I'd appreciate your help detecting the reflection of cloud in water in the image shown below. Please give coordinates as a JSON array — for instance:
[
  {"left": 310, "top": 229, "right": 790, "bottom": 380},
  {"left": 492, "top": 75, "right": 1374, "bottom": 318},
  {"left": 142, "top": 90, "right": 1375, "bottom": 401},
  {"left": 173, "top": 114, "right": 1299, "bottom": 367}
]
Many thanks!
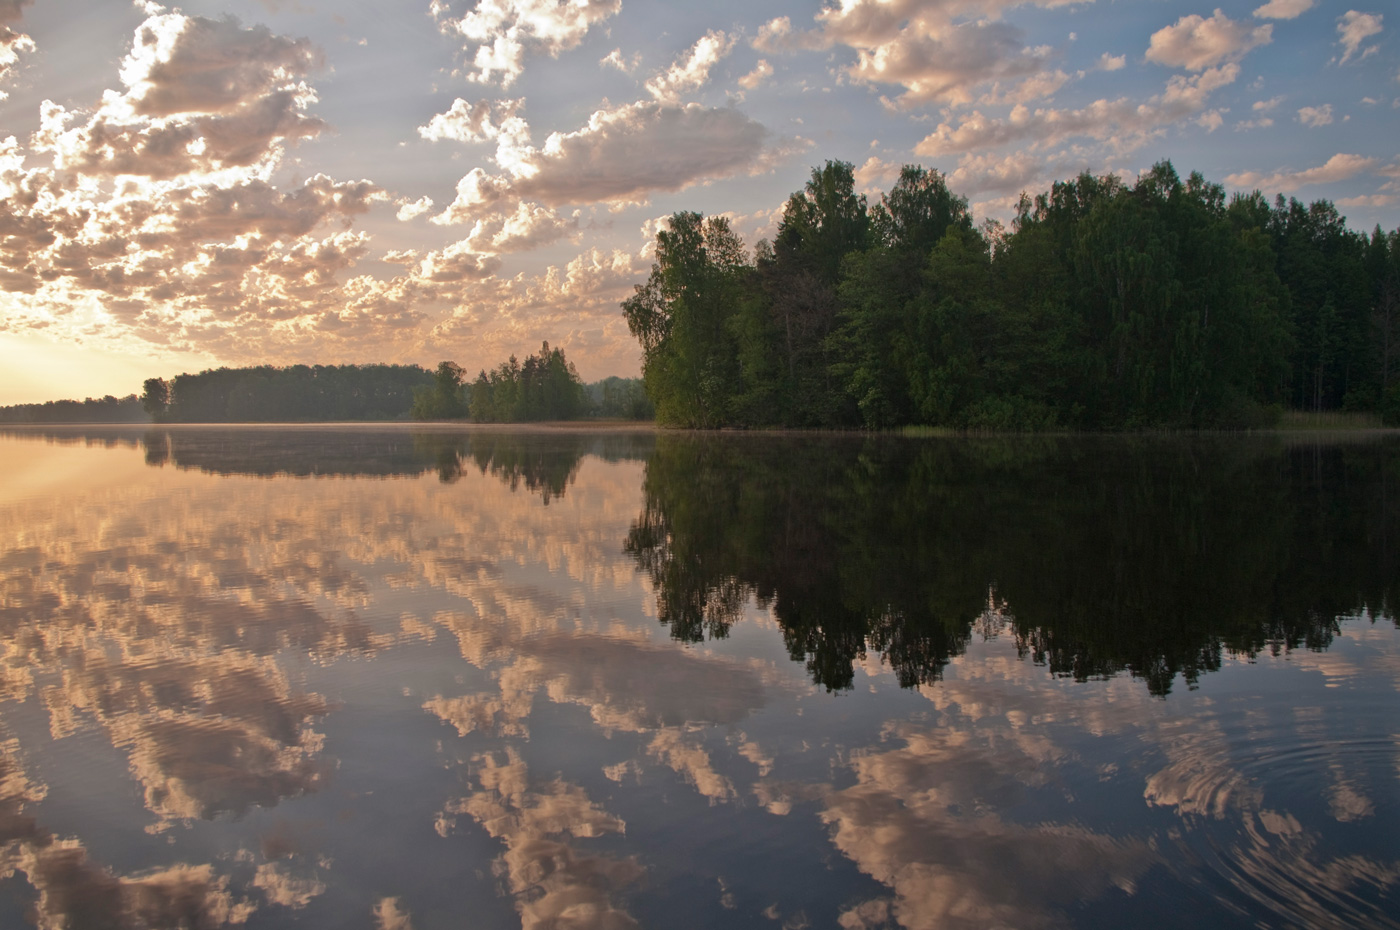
[
  {"left": 431, "top": 610, "right": 768, "bottom": 735},
  {"left": 251, "top": 861, "right": 326, "bottom": 909},
  {"left": 0, "top": 741, "right": 258, "bottom": 929},
  {"left": 437, "top": 749, "right": 642, "bottom": 930},
  {"left": 648, "top": 730, "right": 734, "bottom": 802},
  {"left": 815, "top": 720, "right": 1154, "bottom": 930}
]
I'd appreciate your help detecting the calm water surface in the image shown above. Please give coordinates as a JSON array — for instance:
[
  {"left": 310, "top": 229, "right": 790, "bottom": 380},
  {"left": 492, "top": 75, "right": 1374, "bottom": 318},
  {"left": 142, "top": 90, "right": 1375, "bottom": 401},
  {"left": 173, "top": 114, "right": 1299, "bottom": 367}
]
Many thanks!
[{"left": 0, "top": 426, "right": 1396, "bottom": 930}]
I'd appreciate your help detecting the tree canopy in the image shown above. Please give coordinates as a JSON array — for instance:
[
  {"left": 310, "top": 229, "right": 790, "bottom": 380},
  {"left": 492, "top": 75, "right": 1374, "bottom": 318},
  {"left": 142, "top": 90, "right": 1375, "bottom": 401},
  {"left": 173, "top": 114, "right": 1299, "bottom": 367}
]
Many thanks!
[{"left": 625, "top": 159, "right": 1400, "bottom": 430}]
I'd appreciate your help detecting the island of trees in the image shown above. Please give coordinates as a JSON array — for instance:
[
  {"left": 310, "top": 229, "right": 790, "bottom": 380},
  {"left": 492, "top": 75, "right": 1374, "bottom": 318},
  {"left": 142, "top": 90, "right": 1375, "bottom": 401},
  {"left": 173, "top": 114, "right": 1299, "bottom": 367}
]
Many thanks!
[{"left": 624, "top": 159, "right": 1400, "bottom": 430}]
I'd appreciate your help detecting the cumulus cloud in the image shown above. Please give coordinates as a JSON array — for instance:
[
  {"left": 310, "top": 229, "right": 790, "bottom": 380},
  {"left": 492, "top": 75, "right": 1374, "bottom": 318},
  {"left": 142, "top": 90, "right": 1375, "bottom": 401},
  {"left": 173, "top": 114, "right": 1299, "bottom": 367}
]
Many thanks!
[
  {"left": 0, "top": 0, "right": 34, "bottom": 99},
  {"left": 1297, "top": 104, "right": 1333, "bottom": 126},
  {"left": 32, "top": 11, "right": 325, "bottom": 179},
  {"left": 1337, "top": 10, "right": 1383, "bottom": 64},
  {"left": 645, "top": 30, "right": 736, "bottom": 103},
  {"left": 754, "top": 0, "right": 1078, "bottom": 108},
  {"left": 738, "top": 59, "right": 773, "bottom": 90},
  {"left": 1098, "top": 52, "right": 1126, "bottom": 71},
  {"left": 1225, "top": 153, "right": 1378, "bottom": 191},
  {"left": 418, "top": 97, "right": 524, "bottom": 144},
  {"left": 431, "top": 0, "right": 622, "bottom": 87},
  {"left": 915, "top": 64, "right": 1239, "bottom": 157},
  {"left": 599, "top": 47, "right": 640, "bottom": 73},
  {"left": 432, "top": 100, "right": 771, "bottom": 222},
  {"left": 1253, "top": 0, "right": 1314, "bottom": 19},
  {"left": 1146, "top": 10, "right": 1272, "bottom": 71},
  {"left": 947, "top": 151, "right": 1051, "bottom": 196}
]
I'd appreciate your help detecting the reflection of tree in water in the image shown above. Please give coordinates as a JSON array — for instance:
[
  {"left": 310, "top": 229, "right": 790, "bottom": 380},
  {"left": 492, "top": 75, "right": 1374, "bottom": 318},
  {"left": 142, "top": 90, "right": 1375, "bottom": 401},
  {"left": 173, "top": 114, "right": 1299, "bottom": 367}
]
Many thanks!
[
  {"left": 3, "top": 426, "right": 655, "bottom": 502},
  {"left": 628, "top": 433, "right": 1400, "bottom": 694}
]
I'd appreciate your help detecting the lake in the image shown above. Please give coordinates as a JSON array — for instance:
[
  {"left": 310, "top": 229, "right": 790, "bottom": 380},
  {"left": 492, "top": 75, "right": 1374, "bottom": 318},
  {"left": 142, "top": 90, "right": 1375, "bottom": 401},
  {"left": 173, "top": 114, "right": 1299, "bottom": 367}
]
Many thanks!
[{"left": 0, "top": 425, "right": 1396, "bottom": 930}]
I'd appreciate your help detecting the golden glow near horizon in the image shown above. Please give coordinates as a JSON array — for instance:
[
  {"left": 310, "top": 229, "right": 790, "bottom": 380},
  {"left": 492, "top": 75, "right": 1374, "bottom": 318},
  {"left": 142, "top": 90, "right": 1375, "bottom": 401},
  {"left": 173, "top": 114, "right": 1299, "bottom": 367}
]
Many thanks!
[{"left": 1, "top": 0, "right": 1398, "bottom": 404}]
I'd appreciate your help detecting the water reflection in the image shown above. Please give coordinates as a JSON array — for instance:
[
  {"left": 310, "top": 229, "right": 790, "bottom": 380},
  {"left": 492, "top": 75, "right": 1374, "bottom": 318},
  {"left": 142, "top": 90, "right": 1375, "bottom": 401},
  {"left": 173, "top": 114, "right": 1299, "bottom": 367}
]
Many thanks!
[
  {"left": 627, "top": 433, "right": 1399, "bottom": 693},
  {"left": 0, "top": 428, "right": 1394, "bottom": 929}
]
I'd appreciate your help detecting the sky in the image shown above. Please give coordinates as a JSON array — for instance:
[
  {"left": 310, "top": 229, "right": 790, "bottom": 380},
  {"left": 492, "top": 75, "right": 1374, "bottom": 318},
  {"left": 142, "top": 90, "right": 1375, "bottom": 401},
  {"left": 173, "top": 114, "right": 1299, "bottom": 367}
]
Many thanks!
[{"left": 0, "top": 0, "right": 1396, "bottom": 405}]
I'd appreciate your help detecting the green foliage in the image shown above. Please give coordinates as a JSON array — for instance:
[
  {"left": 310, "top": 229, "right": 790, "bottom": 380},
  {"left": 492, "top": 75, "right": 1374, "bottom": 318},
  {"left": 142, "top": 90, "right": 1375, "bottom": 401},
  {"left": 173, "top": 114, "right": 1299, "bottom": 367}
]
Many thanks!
[
  {"left": 411, "top": 361, "right": 469, "bottom": 420},
  {"left": 623, "top": 158, "right": 1394, "bottom": 430},
  {"left": 465, "top": 342, "right": 589, "bottom": 422},
  {"left": 160, "top": 364, "right": 433, "bottom": 422}
]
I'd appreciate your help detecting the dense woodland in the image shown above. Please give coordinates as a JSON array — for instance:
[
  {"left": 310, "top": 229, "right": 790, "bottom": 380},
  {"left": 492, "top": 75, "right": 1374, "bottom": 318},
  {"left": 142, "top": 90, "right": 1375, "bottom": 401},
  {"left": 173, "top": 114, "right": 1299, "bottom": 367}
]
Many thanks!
[
  {"left": 624, "top": 160, "right": 1400, "bottom": 429},
  {"left": 410, "top": 342, "right": 652, "bottom": 422},
  {"left": 0, "top": 394, "right": 146, "bottom": 423},
  {"left": 140, "top": 364, "right": 434, "bottom": 422}
]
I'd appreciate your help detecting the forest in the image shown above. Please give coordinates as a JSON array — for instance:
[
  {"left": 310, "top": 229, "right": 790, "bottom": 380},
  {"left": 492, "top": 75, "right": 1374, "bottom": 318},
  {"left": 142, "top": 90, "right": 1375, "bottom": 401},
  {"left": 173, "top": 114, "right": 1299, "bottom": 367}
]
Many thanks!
[
  {"left": 140, "top": 364, "right": 434, "bottom": 422},
  {"left": 0, "top": 394, "right": 146, "bottom": 423},
  {"left": 624, "top": 160, "right": 1400, "bottom": 430},
  {"left": 410, "top": 342, "right": 652, "bottom": 422}
]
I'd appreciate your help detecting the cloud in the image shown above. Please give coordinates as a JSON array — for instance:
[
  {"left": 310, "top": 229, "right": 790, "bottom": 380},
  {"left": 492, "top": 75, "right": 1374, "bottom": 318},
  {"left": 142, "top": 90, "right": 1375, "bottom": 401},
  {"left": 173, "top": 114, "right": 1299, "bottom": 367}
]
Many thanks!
[
  {"left": 1146, "top": 10, "right": 1272, "bottom": 71},
  {"left": 1225, "top": 152, "right": 1378, "bottom": 191},
  {"left": 644, "top": 30, "right": 736, "bottom": 103},
  {"left": 432, "top": 0, "right": 622, "bottom": 87},
  {"left": 915, "top": 64, "right": 1239, "bottom": 157},
  {"left": 1336, "top": 193, "right": 1397, "bottom": 207},
  {"left": 1253, "top": 95, "right": 1283, "bottom": 111},
  {"left": 1337, "top": 11, "right": 1383, "bottom": 64},
  {"left": 947, "top": 151, "right": 1051, "bottom": 196},
  {"left": 31, "top": 10, "right": 325, "bottom": 180},
  {"left": 418, "top": 97, "right": 523, "bottom": 144},
  {"left": 1097, "top": 53, "right": 1125, "bottom": 71},
  {"left": 433, "top": 101, "right": 771, "bottom": 222},
  {"left": 1297, "top": 104, "right": 1333, "bottom": 126},
  {"left": 754, "top": 0, "right": 1081, "bottom": 108},
  {"left": 0, "top": 0, "right": 33, "bottom": 99},
  {"left": 738, "top": 59, "right": 773, "bottom": 90},
  {"left": 1253, "top": 0, "right": 1314, "bottom": 19},
  {"left": 599, "top": 47, "right": 640, "bottom": 74}
]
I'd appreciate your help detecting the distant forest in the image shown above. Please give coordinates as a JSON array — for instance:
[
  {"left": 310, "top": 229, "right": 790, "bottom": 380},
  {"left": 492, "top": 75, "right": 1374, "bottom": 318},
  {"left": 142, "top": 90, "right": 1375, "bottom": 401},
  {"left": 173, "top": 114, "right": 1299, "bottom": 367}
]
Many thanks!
[
  {"left": 0, "top": 357, "right": 649, "bottom": 424},
  {"left": 624, "top": 159, "right": 1400, "bottom": 429},
  {"left": 0, "top": 394, "right": 147, "bottom": 424}
]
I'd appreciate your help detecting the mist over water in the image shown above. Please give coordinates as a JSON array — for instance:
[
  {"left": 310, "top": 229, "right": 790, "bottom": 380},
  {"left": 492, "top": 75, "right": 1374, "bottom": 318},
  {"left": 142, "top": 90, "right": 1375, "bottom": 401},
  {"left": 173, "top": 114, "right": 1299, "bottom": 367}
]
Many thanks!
[{"left": 0, "top": 426, "right": 1395, "bottom": 929}]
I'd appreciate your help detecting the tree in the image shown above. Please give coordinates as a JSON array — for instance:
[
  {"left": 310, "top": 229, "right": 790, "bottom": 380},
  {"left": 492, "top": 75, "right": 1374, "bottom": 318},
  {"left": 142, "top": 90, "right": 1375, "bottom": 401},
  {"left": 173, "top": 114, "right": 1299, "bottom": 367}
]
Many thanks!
[{"left": 141, "top": 378, "right": 169, "bottom": 420}]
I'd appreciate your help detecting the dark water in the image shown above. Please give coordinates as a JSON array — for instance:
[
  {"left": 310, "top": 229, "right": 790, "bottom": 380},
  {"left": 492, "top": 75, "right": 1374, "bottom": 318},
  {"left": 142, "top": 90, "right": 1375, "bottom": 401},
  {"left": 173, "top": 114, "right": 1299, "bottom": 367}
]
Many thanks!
[{"left": 0, "top": 425, "right": 1396, "bottom": 930}]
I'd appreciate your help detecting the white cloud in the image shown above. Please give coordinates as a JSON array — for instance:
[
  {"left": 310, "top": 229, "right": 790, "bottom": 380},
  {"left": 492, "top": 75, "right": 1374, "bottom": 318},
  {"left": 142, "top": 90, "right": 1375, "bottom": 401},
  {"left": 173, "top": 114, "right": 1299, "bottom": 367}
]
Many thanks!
[
  {"left": 599, "top": 47, "right": 640, "bottom": 74},
  {"left": 1146, "top": 10, "right": 1272, "bottom": 71},
  {"left": 1098, "top": 53, "right": 1126, "bottom": 72},
  {"left": 1197, "top": 109, "right": 1225, "bottom": 131},
  {"left": 1336, "top": 193, "right": 1396, "bottom": 207},
  {"left": 1225, "top": 152, "right": 1378, "bottom": 191},
  {"left": 1297, "top": 104, "right": 1333, "bottom": 126},
  {"left": 915, "top": 64, "right": 1239, "bottom": 157},
  {"left": 760, "top": 0, "right": 1084, "bottom": 108},
  {"left": 418, "top": 97, "right": 524, "bottom": 144},
  {"left": 948, "top": 151, "right": 1051, "bottom": 196},
  {"left": 395, "top": 196, "right": 434, "bottom": 221},
  {"left": 433, "top": 101, "right": 772, "bottom": 222},
  {"left": 432, "top": 0, "right": 622, "bottom": 87},
  {"left": 739, "top": 59, "right": 773, "bottom": 91},
  {"left": 1235, "top": 117, "right": 1274, "bottom": 130},
  {"left": 31, "top": 10, "right": 326, "bottom": 180},
  {"left": 1253, "top": 0, "right": 1314, "bottom": 20},
  {"left": 644, "top": 30, "right": 736, "bottom": 103},
  {"left": 1253, "top": 95, "right": 1283, "bottom": 111},
  {"left": 1337, "top": 11, "right": 1383, "bottom": 64},
  {"left": 0, "top": 0, "right": 34, "bottom": 99}
]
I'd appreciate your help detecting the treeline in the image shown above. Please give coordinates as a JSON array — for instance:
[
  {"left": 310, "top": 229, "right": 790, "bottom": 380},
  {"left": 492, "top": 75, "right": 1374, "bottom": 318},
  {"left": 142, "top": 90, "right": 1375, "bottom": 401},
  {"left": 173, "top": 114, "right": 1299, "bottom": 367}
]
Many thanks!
[
  {"left": 142, "top": 364, "right": 433, "bottom": 422},
  {"left": 0, "top": 394, "right": 146, "bottom": 423},
  {"left": 625, "top": 159, "right": 1400, "bottom": 429},
  {"left": 410, "top": 342, "right": 653, "bottom": 421}
]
